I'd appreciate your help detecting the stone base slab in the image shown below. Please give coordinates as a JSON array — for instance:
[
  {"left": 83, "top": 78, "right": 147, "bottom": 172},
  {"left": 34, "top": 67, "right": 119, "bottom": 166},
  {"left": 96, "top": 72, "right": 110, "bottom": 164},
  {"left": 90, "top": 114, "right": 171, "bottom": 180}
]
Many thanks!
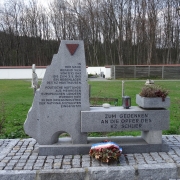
[{"left": 38, "top": 136, "right": 169, "bottom": 156}]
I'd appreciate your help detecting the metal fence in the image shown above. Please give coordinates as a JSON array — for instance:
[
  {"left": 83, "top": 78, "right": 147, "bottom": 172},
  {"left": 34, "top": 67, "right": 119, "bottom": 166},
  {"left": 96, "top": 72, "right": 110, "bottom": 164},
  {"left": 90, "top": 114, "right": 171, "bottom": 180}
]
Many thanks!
[{"left": 111, "top": 65, "right": 180, "bottom": 79}]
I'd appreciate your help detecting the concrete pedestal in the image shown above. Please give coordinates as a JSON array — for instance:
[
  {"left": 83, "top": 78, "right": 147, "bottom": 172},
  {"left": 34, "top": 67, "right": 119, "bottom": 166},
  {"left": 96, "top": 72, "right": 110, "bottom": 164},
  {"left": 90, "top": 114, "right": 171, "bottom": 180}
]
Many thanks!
[
  {"left": 39, "top": 106, "right": 170, "bottom": 156},
  {"left": 39, "top": 136, "right": 169, "bottom": 156}
]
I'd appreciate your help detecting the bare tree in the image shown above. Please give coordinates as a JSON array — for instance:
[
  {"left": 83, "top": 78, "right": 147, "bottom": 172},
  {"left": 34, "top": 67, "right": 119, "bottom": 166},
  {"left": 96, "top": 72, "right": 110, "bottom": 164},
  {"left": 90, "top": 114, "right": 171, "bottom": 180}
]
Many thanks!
[{"left": 0, "top": 0, "right": 180, "bottom": 66}]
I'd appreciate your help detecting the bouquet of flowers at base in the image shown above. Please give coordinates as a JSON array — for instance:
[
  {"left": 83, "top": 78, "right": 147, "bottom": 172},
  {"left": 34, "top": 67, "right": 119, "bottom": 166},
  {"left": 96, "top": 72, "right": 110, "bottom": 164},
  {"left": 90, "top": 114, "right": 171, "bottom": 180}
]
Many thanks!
[{"left": 89, "top": 141, "right": 122, "bottom": 163}]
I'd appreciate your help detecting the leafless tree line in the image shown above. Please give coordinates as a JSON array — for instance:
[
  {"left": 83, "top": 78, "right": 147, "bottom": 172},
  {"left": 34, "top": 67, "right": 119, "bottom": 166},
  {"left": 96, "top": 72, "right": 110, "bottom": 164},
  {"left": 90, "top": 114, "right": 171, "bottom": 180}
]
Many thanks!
[{"left": 0, "top": 0, "right": 179, "bottom": 66}]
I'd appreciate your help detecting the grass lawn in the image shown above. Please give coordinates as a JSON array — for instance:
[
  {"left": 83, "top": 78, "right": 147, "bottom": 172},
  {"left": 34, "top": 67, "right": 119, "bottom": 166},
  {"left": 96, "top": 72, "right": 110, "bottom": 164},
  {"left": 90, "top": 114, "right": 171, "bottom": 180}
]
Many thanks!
[
  {"left": 0, "top": 80, "right": 33, "bottom": 138},
  {"left": 0, "top": 79, "right": 180, "bottom": 138}
]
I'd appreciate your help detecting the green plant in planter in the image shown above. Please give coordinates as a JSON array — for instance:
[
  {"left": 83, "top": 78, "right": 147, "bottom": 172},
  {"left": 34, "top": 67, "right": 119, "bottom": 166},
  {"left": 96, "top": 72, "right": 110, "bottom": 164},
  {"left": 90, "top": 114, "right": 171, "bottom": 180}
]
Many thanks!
[{"left": 139, "top": 85, "right": 169, "bottom": 101}]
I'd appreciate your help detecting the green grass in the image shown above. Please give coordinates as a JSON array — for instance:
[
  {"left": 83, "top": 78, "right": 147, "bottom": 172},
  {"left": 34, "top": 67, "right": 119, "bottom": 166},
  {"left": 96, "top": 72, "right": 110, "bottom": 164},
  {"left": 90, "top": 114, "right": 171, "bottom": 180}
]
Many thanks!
[
  {"left": 0, "top": 80, "right": 33, "bottom": 138},
  {"left": 0, "top": 79, "right": 180, "bottom": 138}
]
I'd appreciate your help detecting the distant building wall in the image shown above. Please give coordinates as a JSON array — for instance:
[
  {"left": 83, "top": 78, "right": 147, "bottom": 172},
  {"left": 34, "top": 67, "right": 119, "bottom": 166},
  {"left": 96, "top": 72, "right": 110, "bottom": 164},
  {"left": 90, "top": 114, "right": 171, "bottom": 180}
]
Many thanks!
[
  {"left": 0, "top": 66, "right": 112, "bottom": 79},
  {"left": 1, "top": 65, "right": 179, "bottom": 79},
  {"left": 0, "top": 66, "right": 46, "bottom": 79},
  {"left": 86, "top": 66, "right": 111, "bottom": 78},
  {"left": 105, "top": 66, "right": 111, "bottom": 78},
  {"left": 86, "top": 66, "right": 105, "bottom": 75}
]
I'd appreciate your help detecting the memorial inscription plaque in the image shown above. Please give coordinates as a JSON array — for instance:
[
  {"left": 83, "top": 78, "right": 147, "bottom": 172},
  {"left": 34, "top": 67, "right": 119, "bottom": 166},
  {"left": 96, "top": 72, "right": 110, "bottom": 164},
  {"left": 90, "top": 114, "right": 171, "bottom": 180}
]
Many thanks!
[
  {"left": 81, "top": 107, "right": 169, "bottom": 132},
  {"left": 24, "top": 40, "right": 89, "bottom": 145}
]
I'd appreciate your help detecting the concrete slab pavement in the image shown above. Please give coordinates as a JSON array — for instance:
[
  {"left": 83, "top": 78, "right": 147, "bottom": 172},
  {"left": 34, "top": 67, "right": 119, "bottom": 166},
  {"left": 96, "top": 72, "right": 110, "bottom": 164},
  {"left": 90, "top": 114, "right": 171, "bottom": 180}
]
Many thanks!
[{"left": 0, "top": 135, "right": 180, "bottom": 179}]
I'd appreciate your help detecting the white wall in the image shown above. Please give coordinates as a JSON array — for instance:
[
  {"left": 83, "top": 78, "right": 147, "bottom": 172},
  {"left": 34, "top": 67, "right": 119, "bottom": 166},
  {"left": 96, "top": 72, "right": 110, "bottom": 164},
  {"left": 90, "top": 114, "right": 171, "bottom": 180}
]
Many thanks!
[
  {"left": 0, "top": 66, "right": 112, "bottom": 79},
  {"left": 105, "top": 67, "right": 111, "bottom": 78},
  {"left": 86, "top": 66, "right": 111, "bottom": 78},
  {"left": 86, "top": 66, "right": 105, "bottom": 75},
  {"left": 0, "top": 67, "right": 46, "bottom": 79}
]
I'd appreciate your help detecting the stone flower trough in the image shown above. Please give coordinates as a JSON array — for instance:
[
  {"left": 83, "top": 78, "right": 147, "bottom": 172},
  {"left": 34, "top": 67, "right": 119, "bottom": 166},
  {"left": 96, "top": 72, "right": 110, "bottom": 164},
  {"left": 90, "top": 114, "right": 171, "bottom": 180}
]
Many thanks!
[{"left": 136, "top": 94, "right": 170, "bottom": 109}]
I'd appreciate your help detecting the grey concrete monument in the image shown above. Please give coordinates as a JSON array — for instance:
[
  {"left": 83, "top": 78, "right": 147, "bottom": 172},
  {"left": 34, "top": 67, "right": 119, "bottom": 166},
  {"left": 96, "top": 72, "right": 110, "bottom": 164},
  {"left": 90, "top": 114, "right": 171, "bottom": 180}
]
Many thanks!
[
  {"left": 24, "top": 40, "right": 89, "bottom": 145},
  {"left": 24, "top": 40, "right": 170, "bottom": 156}
]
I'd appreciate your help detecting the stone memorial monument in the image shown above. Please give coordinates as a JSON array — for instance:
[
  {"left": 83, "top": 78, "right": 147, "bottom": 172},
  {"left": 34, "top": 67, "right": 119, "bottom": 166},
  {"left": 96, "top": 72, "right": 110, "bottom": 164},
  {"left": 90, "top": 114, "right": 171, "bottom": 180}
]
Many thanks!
[
  {"left": 24, "top": 40, "right": 89, "bottom": 145},
  {"left": 24, "top": 40, "right": 170, "bottom": 156}
]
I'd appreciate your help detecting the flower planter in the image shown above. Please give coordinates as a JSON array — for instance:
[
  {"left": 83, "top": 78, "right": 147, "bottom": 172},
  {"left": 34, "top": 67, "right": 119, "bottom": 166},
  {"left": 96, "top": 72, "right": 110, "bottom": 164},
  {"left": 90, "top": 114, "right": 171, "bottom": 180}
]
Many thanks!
[{"left": 136, "top": 94, "right": 170, "bottom": 109}]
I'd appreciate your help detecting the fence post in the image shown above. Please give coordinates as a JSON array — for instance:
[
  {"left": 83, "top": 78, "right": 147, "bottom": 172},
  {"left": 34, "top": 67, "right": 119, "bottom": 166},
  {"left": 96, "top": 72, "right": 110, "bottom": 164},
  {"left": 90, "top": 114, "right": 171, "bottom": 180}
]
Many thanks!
[
  {"left": 114, "top": 65, "right": 116, "bottom": 79},
  {"left": 134, "top": 66, "right": 136, "bottom": 78},
  {"left": 162, "top": 66, "right": 164, "bottom": 79},
  {"left": 148, "top": 66, "right": 150, "bottom": 77}
]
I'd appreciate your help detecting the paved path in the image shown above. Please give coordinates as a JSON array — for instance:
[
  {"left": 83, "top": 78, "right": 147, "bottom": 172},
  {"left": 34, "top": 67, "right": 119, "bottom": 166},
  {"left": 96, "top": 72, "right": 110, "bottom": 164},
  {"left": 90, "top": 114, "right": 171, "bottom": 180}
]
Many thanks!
[{"left": 0, "top": 136, "right": 180, "bottom": 179}]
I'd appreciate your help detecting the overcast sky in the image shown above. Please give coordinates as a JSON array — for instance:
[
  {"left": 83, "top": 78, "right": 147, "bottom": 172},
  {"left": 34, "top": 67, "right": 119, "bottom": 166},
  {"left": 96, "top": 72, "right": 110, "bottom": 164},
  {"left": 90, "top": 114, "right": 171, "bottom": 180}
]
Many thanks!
[
  {"left": 37, "top": 0, "right": 54, "bottom": 7},
  {"left": 0, "top": 0, "right": 53, "bottom": 8}
]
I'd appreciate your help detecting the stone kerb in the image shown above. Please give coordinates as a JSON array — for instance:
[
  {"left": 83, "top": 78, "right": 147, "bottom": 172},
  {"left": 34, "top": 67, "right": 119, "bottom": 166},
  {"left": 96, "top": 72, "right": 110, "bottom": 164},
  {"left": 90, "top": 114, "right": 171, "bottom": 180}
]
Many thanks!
[{"left": 24, "top": 40, "right": 89, "bottom": 145}]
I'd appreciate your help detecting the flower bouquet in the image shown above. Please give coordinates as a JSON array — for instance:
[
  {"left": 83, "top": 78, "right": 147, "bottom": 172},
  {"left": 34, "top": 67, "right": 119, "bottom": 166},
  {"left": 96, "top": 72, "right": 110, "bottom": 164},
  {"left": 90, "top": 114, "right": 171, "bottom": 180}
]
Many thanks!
[
  {"left": 89, "top": 141, "right": 122, "bottom": 163},
  {"left": 139, "top": 85, "right": 169, "bottom": 101},
  {"left": 136, "top": 85, "right": 170, "bottom": 108}
]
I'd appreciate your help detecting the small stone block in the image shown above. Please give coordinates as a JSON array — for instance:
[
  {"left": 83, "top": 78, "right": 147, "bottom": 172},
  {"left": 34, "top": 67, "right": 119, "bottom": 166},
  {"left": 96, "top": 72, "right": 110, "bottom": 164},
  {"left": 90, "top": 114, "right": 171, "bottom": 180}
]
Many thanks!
[
  {"left": 39, "top": 137, "right": 169, "bottom": 156},
  {"left": 142, "top": 130, "right": 162, "bottom": 144}
]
